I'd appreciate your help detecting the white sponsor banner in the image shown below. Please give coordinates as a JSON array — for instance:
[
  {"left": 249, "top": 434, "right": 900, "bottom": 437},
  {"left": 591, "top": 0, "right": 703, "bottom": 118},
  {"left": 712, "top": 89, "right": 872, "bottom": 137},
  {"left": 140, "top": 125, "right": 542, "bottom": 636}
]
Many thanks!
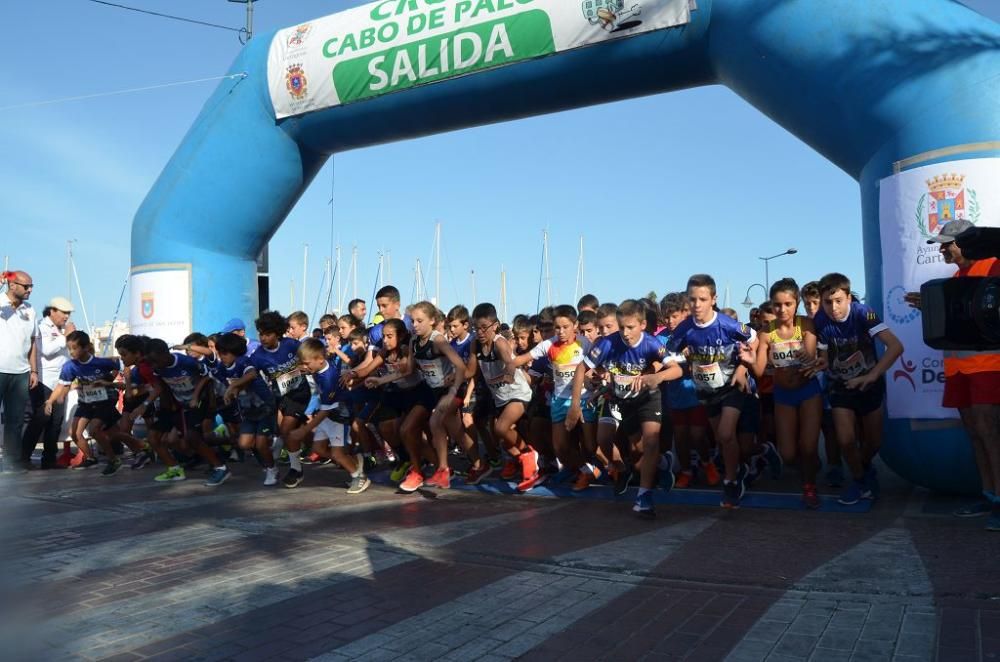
[
  {"left": 878, "top": 157, "right": 1000, "bottom": 419},
  {"left": 268, "top": 0, "right": 692, "bottom": 119},
  {"left": 129, "top": 266, "right": 192, "bottom": 346}
]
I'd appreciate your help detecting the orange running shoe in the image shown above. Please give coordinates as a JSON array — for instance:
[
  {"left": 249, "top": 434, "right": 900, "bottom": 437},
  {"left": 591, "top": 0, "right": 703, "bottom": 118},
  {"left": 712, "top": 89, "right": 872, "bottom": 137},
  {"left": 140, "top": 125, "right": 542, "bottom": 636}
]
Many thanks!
[
  {"left": 426, "top": 468, "right": 451, "bottom": 489},
  {"left": 519, "top": 449, "right": 539, "bottom": 479},
  {"left": 399, "top": 467, "right": 425, "bottom": 492},
  {"left": 68, "top": 451, "right": 86, "bottom": 469},
  {"left": 702, "top": 461, "right": 721, "bottom": 487},
  {"left": 572, "top": 467, "right": 600, "bottom": 492},
  {"left": 500, "top": 458, "right": 519, "bottom": 480},
  {"left": 517, "top": 471, "right": 547, "bottom": 493},
  {"left": 675, "top": 470, "right": 693, "bottom": 489}
]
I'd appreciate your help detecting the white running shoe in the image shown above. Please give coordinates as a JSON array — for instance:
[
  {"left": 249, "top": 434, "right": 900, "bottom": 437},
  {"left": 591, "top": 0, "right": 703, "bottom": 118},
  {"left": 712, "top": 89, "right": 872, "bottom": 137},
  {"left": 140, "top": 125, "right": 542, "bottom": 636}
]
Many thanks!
[{"left": 264, "top": 466, "right": 279, "bottom": 486}]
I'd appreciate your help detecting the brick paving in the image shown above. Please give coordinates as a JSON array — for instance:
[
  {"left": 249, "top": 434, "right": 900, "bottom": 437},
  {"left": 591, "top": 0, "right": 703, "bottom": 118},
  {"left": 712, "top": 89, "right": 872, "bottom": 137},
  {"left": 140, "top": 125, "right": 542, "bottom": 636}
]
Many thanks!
[{"left": 0, "top": 461, "right": 998, "bottom": 661}]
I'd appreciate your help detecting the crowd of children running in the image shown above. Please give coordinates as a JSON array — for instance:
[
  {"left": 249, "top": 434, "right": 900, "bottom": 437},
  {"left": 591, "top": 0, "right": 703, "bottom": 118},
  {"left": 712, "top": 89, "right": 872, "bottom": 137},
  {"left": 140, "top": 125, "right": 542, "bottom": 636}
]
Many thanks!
[{"left": 41, "top": 271, "right": 903, "bottom": 519}]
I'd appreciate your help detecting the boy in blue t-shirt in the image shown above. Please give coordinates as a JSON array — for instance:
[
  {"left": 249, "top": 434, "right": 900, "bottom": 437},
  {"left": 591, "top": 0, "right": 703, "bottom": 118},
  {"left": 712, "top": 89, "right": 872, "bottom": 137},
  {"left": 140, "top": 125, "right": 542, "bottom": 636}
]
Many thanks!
[
  {"left": 569, "top": 300, "right": 683, "bottom": 519},
  {"left": 147, "top": 339, "right": 231, "bottom": 486},
  {"left": 657, "top": 293, "right": 715, "bottom": 489},
  {"left": 666, "top": 275, "right": 756, "bottom": 509},
  {"left": 44, "top": 330, "right": 122, "bottom": 472},
  {"left": 291, "top": 339, "right": 370, "bottom": 494},
  {"left": 215, "top": 332, "right": 280, "bottom": 486},
  {"left": 250, "top": 311, "right": 311, "bottom": 488},
  {"left": 810, "top": 273, "right": 903, "bottom": 505}
]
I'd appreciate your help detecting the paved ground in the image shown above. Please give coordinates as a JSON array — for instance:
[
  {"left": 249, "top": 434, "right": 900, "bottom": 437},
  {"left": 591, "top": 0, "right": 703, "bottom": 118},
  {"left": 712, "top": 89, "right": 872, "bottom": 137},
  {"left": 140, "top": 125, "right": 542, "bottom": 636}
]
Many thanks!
[{"left": 0, "top": 459, "right": 997, "bottom": 662}]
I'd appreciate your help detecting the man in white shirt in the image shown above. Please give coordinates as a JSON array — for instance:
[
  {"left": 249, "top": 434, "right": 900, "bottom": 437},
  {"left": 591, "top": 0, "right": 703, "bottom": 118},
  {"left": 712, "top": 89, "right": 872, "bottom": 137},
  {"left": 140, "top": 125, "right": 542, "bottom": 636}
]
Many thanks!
[
  {"left": 22, "top": 297, "right": 75, "bottom": 469},
  {"left": 1, "top": 271, "right": 39, "bottom": 471}
]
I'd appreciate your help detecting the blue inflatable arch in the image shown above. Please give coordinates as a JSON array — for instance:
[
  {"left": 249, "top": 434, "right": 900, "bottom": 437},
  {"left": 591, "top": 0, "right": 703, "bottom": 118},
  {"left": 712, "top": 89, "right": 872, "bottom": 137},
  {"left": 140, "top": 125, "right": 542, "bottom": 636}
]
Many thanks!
[{"left": 131, "top": 0, "right": 1000, "bottom": 493}]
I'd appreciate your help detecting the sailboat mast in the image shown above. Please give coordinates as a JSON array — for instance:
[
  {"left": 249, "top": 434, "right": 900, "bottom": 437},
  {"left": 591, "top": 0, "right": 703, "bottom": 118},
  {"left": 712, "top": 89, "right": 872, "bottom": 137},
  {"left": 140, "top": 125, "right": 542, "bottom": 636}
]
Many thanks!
[
  {"left": 301, "top": 243, "right": 309, "bottom": 311},
  {"left": 500, "top": 264, "right": 508, "bottom": 324},
  {"left": 352, "top": 245, "right": 358, "bottom": 300},
  {"left": 543, "top": 230, "right": 552, "bottom": 307},
  {"left": 435, "top": 221, "right": 441, "bottom": 306},
  {"left": 335, "top": 245, "right": 342, "bottom": 313}
]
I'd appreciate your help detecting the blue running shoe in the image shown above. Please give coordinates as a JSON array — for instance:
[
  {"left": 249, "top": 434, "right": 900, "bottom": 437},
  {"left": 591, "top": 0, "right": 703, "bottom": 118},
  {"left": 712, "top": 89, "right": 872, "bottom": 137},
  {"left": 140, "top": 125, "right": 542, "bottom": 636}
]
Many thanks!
[
  {"left": 632, "top": 491, "right": 655, "bottom": 519},
  {"left": 762, "top": 442, "right": 783, "bottom": 480},
  {"left": 204, "top": 466, "right": 231, "bottom": 487},
  {"left": 838, "top": 480, "right": 865, "bottom": 505},
  {"left": 863, "top": 465, "right": 879, "bottom": 500},
  {"left": 721, "top": 480, "right": 743, "bottom": 509},
  {"left": 988, "top": 504, "right": 1000, "bottom": 532}
]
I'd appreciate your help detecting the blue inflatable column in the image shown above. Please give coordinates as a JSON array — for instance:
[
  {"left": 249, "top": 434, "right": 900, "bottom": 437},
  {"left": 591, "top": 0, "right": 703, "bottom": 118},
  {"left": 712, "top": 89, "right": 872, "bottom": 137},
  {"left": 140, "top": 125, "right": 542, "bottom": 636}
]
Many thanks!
[
  {"left": 707, "top": 0, "right": 1000, "bottom": 493},
  {"left": 131, "top": 37, "right": 327, "bottom": 336}
]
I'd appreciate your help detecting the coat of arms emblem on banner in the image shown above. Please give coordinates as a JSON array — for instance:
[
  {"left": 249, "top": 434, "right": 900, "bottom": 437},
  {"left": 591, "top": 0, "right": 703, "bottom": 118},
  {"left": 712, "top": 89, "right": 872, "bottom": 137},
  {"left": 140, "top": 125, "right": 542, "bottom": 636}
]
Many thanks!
[
  {"left": 916, "top": 172, "right": 981, "bottom": 239},
  {"left": 141, "top": 292, "right": 155, "bottom": 319}
]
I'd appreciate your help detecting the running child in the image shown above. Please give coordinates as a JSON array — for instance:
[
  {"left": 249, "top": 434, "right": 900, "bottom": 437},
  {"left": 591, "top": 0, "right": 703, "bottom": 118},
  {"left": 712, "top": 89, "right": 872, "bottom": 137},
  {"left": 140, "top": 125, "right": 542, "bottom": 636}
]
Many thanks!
[
  {"left": 592, "top": 302, "right": 625, "bottom": 489},
  {"left": 568, "top": 300, "right": 683, "bottom": 519},
  {"left": 741, "top": 278, "right": 823, "bottom": 508},
  {"left": 658, "top": 294, "right": 715, "bottom": 489},
  {"left": 114, "top": 334, "right": 159, "bottom": 470},
  {"left": 466, "top": 303, "right": 541, "bottom": 492},
  {"left": 446, "top": 304, "right": 494, "bottom": 484},
  {"left": 514, "top": 316, "right": 555, "bottom": 484},
  {"left": 250, "top": 311, "right": 312, "bottom": 488},
  {"left": 146, "top": 338, "right": 230, "bottom": 486},
  {"left": 43, "top": 330, "right": 122, "bottom": 472},
  {"left": 402, "top": 301, "right": 467, "bottom": 489},
  {"left": 510, "top": 305, "right": 598, "bottom": 490},
  {"left": 666, "top": 274, "right": 756, "bottom": 509},
  {"left": 293, "top": 338, "right": 370, "bottom": 494},
  {"left": 809, "top": 273, "right": 903, "bottom": 505},
  {"left": 357, "top": 319, "right": 426, "bottom": 487},
  {"left": 215, "top": 332, "right": 280, "bottom": 486}
]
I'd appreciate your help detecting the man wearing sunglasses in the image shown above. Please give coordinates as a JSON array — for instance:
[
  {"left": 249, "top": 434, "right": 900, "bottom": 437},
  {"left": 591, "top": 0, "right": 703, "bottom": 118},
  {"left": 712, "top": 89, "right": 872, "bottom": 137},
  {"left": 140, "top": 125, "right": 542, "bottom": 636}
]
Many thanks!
[{"left": 1, "top": 270, "right": 40, "bottom": 472}]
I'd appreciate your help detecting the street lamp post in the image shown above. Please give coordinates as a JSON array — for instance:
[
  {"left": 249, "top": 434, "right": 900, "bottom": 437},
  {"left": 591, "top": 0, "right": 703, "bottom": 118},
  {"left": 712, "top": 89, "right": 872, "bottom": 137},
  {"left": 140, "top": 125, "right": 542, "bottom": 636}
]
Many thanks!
[
  {"left": 229, "top": 0, "right": 263, "bottom": 306},
  {"left": 742, "top": 283, "right": 768, "bottom": 308},
  {"left": 759, "top": 248, "right": 798, "bottom": 289},
  {"left": 228, "top": 0, "right": 256, "bottom": 41}
]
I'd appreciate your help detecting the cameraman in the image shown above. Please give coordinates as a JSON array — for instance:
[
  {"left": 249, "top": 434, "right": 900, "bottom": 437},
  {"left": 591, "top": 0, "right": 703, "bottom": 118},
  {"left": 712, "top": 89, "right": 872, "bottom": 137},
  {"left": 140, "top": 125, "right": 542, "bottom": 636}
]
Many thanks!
[{"left": 906, "top": 218, "right": 1000, "bottom": 529}]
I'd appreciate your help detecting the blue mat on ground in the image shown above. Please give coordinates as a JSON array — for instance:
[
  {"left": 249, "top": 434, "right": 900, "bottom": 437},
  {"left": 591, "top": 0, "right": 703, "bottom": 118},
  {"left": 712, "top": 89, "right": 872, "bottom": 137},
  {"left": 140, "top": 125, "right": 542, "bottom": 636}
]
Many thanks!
[{"left": 368, "top": 471, "right": 873, "bottom": 514}]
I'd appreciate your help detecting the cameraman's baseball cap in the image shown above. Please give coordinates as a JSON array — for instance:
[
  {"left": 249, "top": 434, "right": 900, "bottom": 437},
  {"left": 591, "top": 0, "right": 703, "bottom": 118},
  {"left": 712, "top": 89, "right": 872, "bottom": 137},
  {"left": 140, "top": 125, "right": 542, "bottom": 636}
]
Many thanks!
[
  {"left": 220, "top": 318, "right": 246, "bottom": 333},
  {"left": 48, "top": 296, "right": 75, "bottom": 313},
  {"left": 927, "top": 218, "right": 974, "bottom": 244}
]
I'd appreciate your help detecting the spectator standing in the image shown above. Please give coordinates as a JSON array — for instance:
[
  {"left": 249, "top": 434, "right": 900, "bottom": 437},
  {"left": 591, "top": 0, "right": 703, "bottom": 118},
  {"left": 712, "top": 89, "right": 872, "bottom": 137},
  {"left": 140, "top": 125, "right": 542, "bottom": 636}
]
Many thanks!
[
  {"left": 907, "top": 218, "right": 1000, "bottom": 530},
  {"left": 22, "top": 297, "right": 75, "bottom": 469},
  {"left": 348, "top": 298, "right": 367, "bottom": 323},
  {"left": 1, "top": 271, "right": 39, "bottom": 471}
]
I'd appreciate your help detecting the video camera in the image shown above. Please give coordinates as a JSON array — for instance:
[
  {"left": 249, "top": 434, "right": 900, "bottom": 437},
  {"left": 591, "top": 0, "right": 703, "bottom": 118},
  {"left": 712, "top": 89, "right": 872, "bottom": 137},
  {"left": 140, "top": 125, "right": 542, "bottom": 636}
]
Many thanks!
[{"left": 921, "top": 227, "right": 1000, "bottom": 350}]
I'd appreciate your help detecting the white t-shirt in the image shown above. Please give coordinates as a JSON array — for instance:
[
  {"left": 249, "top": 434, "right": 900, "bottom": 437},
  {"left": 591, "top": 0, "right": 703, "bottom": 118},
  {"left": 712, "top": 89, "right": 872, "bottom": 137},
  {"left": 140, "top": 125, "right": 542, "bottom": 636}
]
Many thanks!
[
  {"left": 38, "top": 317, "right": 70, "bottom": 390},
  {"left": 0, "top": 297, "right": 39, "bottom": 374},
  {"left": 529, "top": 335, "right": 592, "bottom": 401}
]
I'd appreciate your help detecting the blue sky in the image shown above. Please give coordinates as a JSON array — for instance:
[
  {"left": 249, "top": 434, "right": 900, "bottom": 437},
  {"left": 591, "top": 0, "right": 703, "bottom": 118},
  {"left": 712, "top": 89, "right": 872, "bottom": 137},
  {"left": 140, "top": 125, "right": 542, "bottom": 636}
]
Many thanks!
[{"left": 2, "top": 0, "right": 997, "bottom": 327}]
